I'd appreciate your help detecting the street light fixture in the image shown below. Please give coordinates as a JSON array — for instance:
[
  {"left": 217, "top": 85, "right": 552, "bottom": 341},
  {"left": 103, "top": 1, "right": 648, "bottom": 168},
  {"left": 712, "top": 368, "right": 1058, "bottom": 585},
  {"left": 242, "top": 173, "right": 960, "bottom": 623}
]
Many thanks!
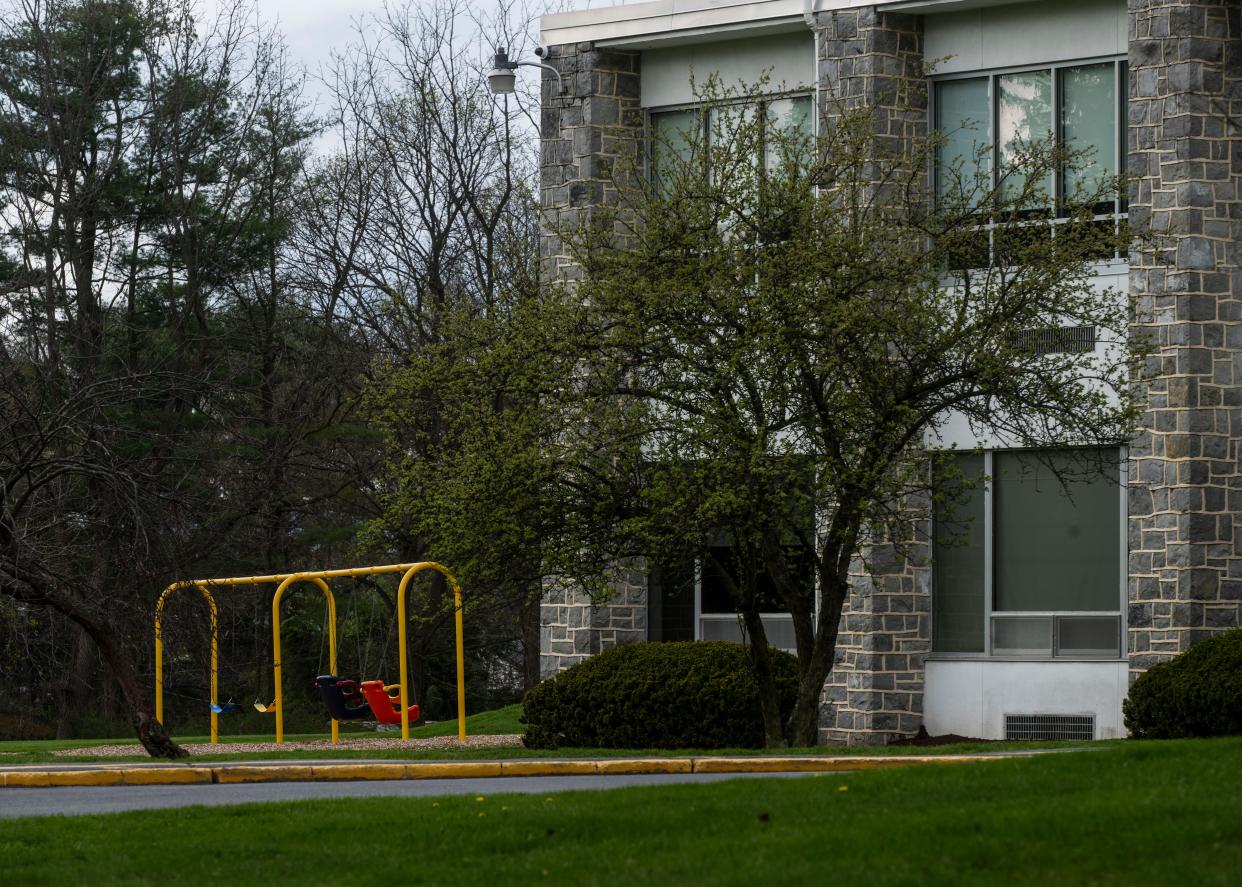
[{"left": 488, "top": 46, "right": 565, "bottom": 96}]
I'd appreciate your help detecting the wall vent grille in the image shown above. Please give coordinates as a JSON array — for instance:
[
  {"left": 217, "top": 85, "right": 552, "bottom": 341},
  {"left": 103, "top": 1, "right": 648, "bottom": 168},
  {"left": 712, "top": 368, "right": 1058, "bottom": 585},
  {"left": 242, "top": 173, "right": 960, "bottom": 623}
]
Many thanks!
[
  {"left": 1010, "top": 325, "right": 1096, "bottom": 355},
  {"left": 1004, "top": 714, "right": 1095, "bottom": 741}
]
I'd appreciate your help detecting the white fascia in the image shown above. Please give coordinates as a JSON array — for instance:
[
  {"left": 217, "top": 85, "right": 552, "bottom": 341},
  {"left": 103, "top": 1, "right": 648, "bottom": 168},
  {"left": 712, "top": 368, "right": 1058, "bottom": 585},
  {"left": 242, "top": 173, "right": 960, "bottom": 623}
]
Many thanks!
[{"left": 541, "top": 0, "right": 1041, "bottom": 48}]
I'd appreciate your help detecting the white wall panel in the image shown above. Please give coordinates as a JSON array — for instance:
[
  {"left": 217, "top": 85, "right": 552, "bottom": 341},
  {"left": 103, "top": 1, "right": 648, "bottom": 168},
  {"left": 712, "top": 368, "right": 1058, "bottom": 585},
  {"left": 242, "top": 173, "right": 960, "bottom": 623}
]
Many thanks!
[
  {"left": 642, "top": 32, "right": 814, "bottom": 107},
  {"left": 925, "top": 0, "right": 1127, "bottom": 75},
  {"left": 924, "top": 659, "right": 1129, "bottom": 739}
]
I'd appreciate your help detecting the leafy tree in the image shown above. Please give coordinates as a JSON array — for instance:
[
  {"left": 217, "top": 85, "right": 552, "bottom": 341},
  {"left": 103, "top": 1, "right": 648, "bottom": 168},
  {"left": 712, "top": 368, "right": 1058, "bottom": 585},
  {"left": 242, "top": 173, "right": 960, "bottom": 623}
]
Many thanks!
[
  {"left": 0, "top": 0, "right": 367, "bottom": 754},
  {"left": 315, "top": 0, "right": 589, "bottom": 696},
  {"left": 564, "top": 78, "right": 1142, "bottom": 747}
]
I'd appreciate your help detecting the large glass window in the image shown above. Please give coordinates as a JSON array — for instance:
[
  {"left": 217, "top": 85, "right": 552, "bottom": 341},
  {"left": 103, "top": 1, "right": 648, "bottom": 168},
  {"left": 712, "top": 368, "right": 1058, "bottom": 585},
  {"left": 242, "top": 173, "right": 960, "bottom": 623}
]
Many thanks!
[
  {"left": 932, "top": 453, "right": 986, "bottom": 653},
  {"left": 698, "top": 545, "right": 809, "bottom": 652},
  {"left": 648, "top": 542, "right": 812, "bottom": 653},
  {"left": 650, "top": 108, "right": 699, "bottom": 190},
  {"left": 932, "top": 448, "right": 1124, "bottom": 658},
  {"left": 933, "top": 59, "right": 1127, "bottom": 260},
  {"left": 649, "top": 94, "right": 813, "bottom": 188}
]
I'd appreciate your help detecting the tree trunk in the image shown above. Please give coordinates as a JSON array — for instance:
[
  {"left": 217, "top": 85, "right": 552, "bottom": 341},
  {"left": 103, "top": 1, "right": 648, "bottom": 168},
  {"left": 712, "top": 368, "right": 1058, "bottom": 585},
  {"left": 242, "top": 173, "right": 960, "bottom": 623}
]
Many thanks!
[
  {"left": 4, "top": 573, "right": 188, "bottom": 759},
  {"left": 522, "top": 588, "right": 542, "bottom": 691},
  {"left": 783, "top": 563, "right": 852, "bottom": 748},
  {"left": 742, "top": 609, "right": 787, "bottom": 749},
  {"left": 54, "top": 625, "right": 95, "bottom": 739}
]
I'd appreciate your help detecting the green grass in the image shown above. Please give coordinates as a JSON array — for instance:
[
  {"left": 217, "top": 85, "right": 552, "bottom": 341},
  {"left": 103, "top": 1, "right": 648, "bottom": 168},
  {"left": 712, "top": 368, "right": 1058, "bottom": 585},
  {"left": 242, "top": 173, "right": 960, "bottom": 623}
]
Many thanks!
[
  {"left": 0, "top": 703, "right": 1117, "bottom": 764},
  {"left": 0, "top": 695, "right": 1112, "bottom": 760},
  {"left": 4, "top": 737, "right": 1242, "bottom": 885}
]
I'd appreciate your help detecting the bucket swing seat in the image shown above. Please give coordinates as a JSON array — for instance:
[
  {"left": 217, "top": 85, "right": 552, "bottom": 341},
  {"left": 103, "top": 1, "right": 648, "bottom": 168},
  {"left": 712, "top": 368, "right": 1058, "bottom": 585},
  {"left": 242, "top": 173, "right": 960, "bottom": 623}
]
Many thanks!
[
  {"left": 315, "top": 674, "right": 373, "bottom": 720},
  {"left": 360, "top": 680, "right": 421, "bottom": 725}
]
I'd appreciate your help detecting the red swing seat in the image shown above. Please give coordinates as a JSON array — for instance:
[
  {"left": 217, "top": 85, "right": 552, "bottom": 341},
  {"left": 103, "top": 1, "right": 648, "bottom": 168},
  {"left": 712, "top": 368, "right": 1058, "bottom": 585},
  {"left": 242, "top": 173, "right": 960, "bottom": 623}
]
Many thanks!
[{"left": 360, "top": 680, "right": 421, "bottom": 725}]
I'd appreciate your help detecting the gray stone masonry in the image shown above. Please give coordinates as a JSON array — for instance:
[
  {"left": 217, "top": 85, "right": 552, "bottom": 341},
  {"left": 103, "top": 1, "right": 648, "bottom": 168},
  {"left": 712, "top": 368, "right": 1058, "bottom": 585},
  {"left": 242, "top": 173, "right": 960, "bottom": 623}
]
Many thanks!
[
  {"left": 539, "top": 42, "right": 644, "bottom": 283},
  {"left": 815, "top": 6, "right": 932, "bottom": 747},
  {"left": 1127, "top": 0, "right": 1242, "bottom": 673},
  {"left": 539, "top": 565, "right": 648, "bottom": 679},
  {"left": 538, "top": 43, "right": 647, "bottom": 679}
]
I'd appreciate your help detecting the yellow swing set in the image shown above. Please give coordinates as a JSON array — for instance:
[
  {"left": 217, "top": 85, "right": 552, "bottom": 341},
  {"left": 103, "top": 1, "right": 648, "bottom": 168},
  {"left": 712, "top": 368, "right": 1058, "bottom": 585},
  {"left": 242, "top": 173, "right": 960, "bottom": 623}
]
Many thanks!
[{"left": 153, "top": 562, "right": 466, "bottom": 745}]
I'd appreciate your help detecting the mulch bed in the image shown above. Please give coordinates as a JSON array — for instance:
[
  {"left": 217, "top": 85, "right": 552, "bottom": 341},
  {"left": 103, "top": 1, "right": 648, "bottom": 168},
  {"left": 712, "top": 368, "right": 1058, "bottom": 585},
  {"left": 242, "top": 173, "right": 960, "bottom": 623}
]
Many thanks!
[
  {"left": 52, "top": 733, "right": 525, "bottom": 757},
  {"left": 889, "top": 728, "right": 993, "bottom": 747}
]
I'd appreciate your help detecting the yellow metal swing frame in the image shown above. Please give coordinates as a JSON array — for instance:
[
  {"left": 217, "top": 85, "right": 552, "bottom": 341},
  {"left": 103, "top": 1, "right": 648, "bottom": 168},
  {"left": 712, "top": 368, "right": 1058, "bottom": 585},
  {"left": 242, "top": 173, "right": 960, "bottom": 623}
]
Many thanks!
[{"left": 153, "top": 562, "right": 466, "bottom": 744}]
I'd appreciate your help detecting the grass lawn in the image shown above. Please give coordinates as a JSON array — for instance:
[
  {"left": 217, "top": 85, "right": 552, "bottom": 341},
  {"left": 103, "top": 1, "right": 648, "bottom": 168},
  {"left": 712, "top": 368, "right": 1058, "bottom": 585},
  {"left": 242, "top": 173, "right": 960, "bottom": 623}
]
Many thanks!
[
  {"left": 4, "top": 737, "right": 1242, "bottom": 885},
  {"left": 0, "top": 703, "right": 1115, "bottom": 764},
  {"left": 0, "top": 704, "right": 526, "bottom": 764}
]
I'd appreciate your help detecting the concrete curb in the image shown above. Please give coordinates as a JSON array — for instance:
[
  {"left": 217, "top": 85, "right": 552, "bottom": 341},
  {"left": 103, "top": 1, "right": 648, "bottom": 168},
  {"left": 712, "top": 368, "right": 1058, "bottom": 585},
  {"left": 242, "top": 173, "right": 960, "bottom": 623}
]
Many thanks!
[{"left": 0, "top": 754, "right": 999, "bottom": 788}]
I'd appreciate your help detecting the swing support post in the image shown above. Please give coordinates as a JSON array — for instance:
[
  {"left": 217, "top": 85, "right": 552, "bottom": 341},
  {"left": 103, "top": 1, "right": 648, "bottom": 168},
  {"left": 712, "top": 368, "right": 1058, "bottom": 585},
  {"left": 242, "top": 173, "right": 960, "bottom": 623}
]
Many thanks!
[
  {"left": 154, "top": 582, "right": 219, "bottom": 743},
  {"left": 396, "top": 563, "right": 467, "bottom": 742},
  {"left": 271, "top": 575, "right": 338, "bottom": 745}
]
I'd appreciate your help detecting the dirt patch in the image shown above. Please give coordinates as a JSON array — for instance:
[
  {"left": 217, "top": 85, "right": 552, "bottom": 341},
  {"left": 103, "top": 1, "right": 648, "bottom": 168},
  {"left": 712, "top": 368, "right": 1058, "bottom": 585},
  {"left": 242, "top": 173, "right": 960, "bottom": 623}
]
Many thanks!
[
  {"left": 889, "top": 727, "right": 993, "bottom": 747},
  {"left": 52, "top": 733, "right": 525, "bottom": 758}
]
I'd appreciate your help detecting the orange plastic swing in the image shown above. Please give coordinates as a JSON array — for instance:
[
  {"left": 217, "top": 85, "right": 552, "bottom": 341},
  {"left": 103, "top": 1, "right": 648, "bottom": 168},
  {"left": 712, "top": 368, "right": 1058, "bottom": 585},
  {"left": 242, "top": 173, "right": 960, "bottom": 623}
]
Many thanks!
[{"left": 360, "top": 680, "right": 422, "bottom": 725}]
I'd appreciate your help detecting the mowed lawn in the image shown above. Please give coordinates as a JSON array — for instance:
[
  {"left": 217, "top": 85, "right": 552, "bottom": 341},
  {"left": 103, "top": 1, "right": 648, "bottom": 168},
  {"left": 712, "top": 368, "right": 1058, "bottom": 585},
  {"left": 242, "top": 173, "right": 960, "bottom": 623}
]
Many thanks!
[
  {"left": 4, "top": 738, "right": 1242, "bottom": 886},
  {"left": 0, "top": 703, "right": 1106, "bottom": 763}
]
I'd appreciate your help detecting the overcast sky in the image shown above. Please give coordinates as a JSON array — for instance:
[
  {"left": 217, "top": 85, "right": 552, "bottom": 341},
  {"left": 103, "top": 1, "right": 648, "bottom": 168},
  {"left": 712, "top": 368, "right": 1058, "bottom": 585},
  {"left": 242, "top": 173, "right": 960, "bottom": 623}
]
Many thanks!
[{"left": 246, "top": 0, "right": 635, "bottom": 87}]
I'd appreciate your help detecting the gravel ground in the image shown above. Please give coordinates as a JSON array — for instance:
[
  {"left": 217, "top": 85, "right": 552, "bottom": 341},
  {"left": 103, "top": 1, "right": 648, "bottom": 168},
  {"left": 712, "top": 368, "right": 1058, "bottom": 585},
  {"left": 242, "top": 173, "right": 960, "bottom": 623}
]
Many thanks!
[{"left": 52, "top": 734, "right": 525, "bottom": 757}]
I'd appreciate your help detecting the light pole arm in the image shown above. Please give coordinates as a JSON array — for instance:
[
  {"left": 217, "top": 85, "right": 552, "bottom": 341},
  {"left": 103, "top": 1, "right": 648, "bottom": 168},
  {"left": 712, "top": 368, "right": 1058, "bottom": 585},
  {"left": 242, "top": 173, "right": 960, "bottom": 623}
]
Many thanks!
[{"left": 517, "top": 60, "right": 566, "bottom": 95}]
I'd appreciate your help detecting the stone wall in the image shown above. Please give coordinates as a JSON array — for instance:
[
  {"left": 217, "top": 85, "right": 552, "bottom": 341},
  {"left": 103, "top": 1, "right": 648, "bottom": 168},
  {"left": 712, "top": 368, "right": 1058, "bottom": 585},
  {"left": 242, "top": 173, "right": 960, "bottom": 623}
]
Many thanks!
[
  {"left": 820, "top": 533, "right": 933, "bottom": 746},
  {"left": 1126, "top": 0, "right": 1242, "bottom": 673},
  {"left": 539, "top": 565, "right": 648, "bottom": 679},
  {"left": 538, "top": 43, "right": 648, "bottom": 679},
  {"left": 539, "top": 43, "right": 644, "bottom": 282},
  {"left": 814, "top": 6, "right": 933, "bottom": 746}
]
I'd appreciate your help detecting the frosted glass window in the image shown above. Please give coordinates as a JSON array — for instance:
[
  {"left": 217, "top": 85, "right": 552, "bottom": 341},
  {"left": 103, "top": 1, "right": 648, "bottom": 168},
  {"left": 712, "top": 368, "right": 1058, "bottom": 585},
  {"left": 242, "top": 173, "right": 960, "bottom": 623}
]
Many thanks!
[
  {"left": 993, "top": 616, "right": 1052, "bottom": 655},
  {"left": 932, "top": 453, "right": 985, "bottom": 653},
  {"left": 998, "top": 70, "right": 1052, "bottom": 206},
  {"left": 934, "top": 78, "right": 990, "bottom": 204},
  {"left": 1056, "top": 615, "right": 1121, "bottom": 657},
  {"left": 1061, "top": 63, "right": 1116, "bottom": 203},
  {"left": 700, "top": 615, "right": 796, "bottom": 652},
  {"left": 993, "top": 451, "right": 1120, "bottom": 612}
]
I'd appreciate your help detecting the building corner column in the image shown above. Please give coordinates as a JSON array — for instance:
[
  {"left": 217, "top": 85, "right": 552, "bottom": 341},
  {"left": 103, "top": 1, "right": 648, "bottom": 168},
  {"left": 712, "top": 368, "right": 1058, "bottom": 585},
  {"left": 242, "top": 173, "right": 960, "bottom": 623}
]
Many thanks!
[
  {"left": 1126, "top": 0, "right": 1242, "bottom": 676},
  {"left": 814, "top": 6, "right": 931, "bottom": 746},
  {"left": 538, "top": 43, "right": 648, "bottom": 679}
]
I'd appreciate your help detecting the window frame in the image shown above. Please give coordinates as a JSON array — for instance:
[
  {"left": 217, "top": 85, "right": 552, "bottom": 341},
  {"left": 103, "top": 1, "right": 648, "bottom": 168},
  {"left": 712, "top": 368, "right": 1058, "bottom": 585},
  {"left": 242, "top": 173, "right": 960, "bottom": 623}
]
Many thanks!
[
  {"left": 930, "top": 55, "right": 1129, "bottom": 266},
  {"left": 929, "top": 447, "right": 1129, "bottom": 662}
]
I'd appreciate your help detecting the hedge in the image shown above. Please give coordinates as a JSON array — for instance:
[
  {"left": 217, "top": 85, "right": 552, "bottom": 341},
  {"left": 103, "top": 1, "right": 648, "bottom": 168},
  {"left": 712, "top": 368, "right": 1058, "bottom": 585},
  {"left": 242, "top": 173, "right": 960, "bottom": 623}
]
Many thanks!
[
  {"left": 1123, "top": 629, "right": 1242, "bottom": 739},
  {"left": 521, "top": 641, "right": 799, "bottom": 749}
]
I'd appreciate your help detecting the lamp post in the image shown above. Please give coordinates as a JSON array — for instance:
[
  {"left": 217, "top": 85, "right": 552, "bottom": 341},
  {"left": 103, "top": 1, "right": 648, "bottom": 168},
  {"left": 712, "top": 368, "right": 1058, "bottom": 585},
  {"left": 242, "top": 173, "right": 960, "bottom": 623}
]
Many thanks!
[{"left": 487, "top": 46, "right": 565, "bottom": 96}]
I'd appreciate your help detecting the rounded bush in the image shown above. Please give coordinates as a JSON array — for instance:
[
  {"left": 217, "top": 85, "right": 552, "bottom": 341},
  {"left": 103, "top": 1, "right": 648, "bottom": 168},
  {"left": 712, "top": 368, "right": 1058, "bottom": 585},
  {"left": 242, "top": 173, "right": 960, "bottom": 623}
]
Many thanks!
[
  {"left": 521, "top": 641, "right": 799, "bottom": 750},
  {"left": 1123, "top": 629, "right": 1242, "bottom": 739}
]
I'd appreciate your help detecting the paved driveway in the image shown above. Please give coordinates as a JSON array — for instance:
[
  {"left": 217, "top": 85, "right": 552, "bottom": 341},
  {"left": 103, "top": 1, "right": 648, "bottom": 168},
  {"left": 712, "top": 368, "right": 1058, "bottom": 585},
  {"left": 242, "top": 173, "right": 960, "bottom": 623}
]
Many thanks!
[{"left": 0, "top": 771, "right": 817, "bottom": 819}]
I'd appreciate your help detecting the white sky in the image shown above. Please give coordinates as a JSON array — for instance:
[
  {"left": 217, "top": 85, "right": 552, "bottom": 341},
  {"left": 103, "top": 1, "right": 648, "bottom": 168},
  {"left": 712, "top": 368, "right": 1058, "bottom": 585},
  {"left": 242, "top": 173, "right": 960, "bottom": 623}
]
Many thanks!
[{"left": 247, "top": 0, "right": 635, "bottom": 85}]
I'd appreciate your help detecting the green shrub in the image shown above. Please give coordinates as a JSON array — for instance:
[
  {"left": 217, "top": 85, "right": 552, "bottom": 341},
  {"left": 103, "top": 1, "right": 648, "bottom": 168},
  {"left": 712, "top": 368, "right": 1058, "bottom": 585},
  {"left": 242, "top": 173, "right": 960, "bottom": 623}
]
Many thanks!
[
  {"left": 521, "top": 641, "right": 799, "bottom": 749},
  {"left": 1124, "top": 629, "right": 1242, "bottom": 739}
]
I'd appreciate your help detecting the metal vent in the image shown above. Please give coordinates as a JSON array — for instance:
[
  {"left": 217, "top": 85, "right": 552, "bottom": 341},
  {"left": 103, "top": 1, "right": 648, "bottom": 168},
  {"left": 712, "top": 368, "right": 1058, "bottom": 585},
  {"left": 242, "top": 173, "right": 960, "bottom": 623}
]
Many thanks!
[
  {"left": 1004, "top": 714, "right": 1095, "bottom": 741},
  {"left": 1010, "top": 326, "right": 1096, "bottom": 355}
]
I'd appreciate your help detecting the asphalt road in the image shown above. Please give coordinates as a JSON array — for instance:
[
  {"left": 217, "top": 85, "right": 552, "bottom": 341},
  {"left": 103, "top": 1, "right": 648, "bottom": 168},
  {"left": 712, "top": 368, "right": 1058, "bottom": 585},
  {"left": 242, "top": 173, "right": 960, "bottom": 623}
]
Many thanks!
[{"left": 0, "top": 771, "right": 814, "bottom": 819}]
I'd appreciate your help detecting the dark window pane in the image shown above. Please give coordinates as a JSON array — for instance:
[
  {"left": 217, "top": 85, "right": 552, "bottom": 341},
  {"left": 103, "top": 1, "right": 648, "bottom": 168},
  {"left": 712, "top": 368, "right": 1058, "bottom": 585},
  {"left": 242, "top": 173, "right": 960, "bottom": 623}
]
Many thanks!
[
  {"left": 1056, "top": 615, "right": 1121, "bottom": 657},
  {"left": 994, "top": 449, "right": 1121, "bottom": 612},
  {"left": 700, "top": 545, "right": 809, "bottom": 615},
  {"left": 933, "top": 453, "right": 986, "bottom": 653},
  {"left": 649, "top": 559, "right": 695, "bottom": 642}
]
